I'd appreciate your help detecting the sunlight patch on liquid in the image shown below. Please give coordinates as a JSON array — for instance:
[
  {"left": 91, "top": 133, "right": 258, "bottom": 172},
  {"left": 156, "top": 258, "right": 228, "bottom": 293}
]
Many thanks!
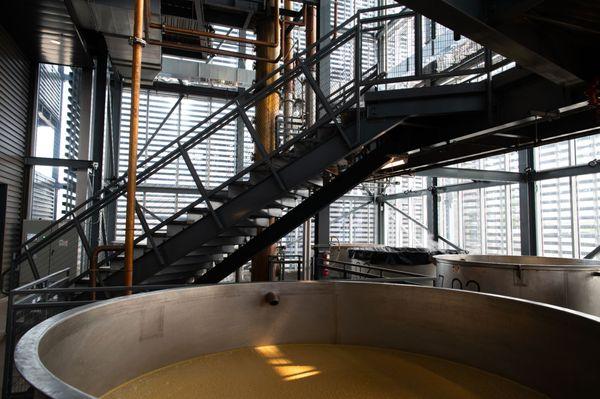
[{"left": 255, "top": 345, "right": 321, "bottom": 381}]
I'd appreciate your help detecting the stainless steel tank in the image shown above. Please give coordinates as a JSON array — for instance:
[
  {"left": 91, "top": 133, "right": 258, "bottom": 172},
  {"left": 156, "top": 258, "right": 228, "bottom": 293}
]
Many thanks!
[
  {"left": 435, "top": 254, "right": 600, "bottom": 316},
  {"left": 15, "top": 282, "right": 600, "bottom": 398}
]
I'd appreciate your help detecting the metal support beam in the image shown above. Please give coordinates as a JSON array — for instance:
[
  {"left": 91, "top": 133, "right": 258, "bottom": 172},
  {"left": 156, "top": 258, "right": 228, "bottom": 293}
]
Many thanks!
[
  {"left": 90, "top": 45, "right": 108, "bottom": 250},
  {"left": 384, "top": 180, "right": 512, "bottom": 200},
  {"left": 518, "top": 148, "right": 537, "bottom": 255},
  {"left": 24, "top": 157, "right": 95, "bottom": 170},
  {"left": 584, "top": 244, "right": 600, "bottom": 260},
  {"left": 416, "top": 167, "right": 522, "bottom": 182},
  {"left": 104, "top": 75, "right": 122, "bottom": 245},
  {"left": 135, "top": 201, "right": 165, "bottom": 266},
  {"left": 75, "top": 69, "right": 93, "bottom": 210},
  {"left": 426, "top": 177, "right": 439, "bottom": 244},
  {"left": 317, "top": 0, "right": 332, "bottom": 110},
  {"left": 384, "top": 200, "right": 462, "bottom": 251},
  {"left": 414, "top": 13, "right": 422, "bottom": 77},
  {"left": 375, "top": 183, "right": 385, "bottom": 244},
  {"left": 534, "top": 162, "right": 600, "bottom": 181},
  {"left": 365, "top": 82, "right": 487, "bottom": 119},
  {"left": 314, "top": 205, "right": 330, "bottom": 247},
  {"left": 0, "top": 184, "right": 6, "bottom": 272},
  {"left": 142, "top": 81, "right": 238, "bottom": 99},
  {"left": 178, "top": 143, "right": 223, "bottom": 229},
  {"left": 137, "top": 94, "right": 183, "bottom": 159}
]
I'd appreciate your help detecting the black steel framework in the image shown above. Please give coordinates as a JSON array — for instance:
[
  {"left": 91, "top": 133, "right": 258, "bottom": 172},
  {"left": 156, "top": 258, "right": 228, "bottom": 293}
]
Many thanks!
[{"left": 12, "top": 3, "right": 515, "bottom": 289}]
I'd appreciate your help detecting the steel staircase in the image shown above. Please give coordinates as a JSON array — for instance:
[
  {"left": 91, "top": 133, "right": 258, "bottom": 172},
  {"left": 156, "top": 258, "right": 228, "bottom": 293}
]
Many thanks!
[{"left": 11, "top": 4, "right": 500, "bottom": 290}]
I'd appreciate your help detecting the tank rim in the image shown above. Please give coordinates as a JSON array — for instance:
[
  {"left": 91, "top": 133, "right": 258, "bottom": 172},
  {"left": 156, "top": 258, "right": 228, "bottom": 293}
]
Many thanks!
[
  {"left": 434, "top": 254, "right": 600, "bottom": 270},
  {"left": 14, "top": 281, "right": 600, "bottom": 399}
]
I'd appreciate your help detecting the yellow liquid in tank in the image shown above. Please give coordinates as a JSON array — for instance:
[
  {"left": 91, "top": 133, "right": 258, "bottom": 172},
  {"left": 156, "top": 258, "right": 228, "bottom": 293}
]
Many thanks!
[{"left": 102, "top": 344, "right": 546, "bottom": 399}]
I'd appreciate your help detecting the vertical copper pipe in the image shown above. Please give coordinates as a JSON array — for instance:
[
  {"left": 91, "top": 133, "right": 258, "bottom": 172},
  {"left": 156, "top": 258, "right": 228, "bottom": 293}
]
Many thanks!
[
  {"left": 254, "top": 0, "right": 281, "bottom": 160},
  {"left": 124, "top": 0, "right": 145, "bottom": 294},
  {"left": 251, "top": 0, "right": 281, "bottom": 282}
]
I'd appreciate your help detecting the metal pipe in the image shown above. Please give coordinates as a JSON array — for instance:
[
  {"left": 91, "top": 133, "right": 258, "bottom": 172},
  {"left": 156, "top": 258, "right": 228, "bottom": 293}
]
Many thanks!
[
  {"left": 124, "top": 0, "right": 145, "bottom": 294},
  {"left": 146, "top": 39, "right": 276, "bottom": 62},
  {"left": 150, "top": 22, "right": 279, "bottom": 48},
  {"left": 305, "top": 4, "right": 317, "bottom": 126},
  {"left": 333, "top": 0, "right": 339, "bottom": 39},
  {"left": 89, "top": 245, "right": 123, "bottom": 300},
  {"left": 146, "top": 3, "right": 308, "bottom": 65}
]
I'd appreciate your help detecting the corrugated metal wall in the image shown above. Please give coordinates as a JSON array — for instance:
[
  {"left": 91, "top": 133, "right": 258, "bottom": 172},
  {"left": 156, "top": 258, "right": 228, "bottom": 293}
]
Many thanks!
[{"left": 0, "top": 25, "right": 32, "bottom": 273}]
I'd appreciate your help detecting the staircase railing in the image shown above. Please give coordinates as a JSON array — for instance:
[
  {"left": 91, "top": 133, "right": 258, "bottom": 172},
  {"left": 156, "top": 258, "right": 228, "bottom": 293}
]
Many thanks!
[{"left": 12, "top": 4, "right": 414, "bottom": 285}]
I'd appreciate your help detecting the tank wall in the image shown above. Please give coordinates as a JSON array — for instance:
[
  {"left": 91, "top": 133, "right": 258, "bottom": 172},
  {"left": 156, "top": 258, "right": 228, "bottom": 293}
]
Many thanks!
[
  {"left": 17, "top": 282, "right": 600, "bottom": 399},
  {"left": 34, "top": 283, "right": 338, "bottom": 397},
  {"left": 436, "top": 255, "right": 600, "bottom": 315}
]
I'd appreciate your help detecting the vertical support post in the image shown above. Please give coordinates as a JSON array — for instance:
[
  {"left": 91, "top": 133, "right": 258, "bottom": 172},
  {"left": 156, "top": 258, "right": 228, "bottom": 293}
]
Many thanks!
[
  {"left": 0, "top": 184, "right": 6, "bottom": 273},
  {"left": 235, "top": 26, "right": 248, "bottom": 175},
  {"left": 90, "top": 40, "right": 109, "bottom": 250},
  {"left": 124, "top": 0, "right": 145, "bottom": 293},
  {"left": 75, "top": 69, "right": 93, "bottom": 209},
  {"left": 519, "top": 149, "right": 537, "bottom": 255},
  {"left": 283, "top": 0, "right": 294, "bottom": 143},
  {"left": 235, "top": 88, "right": 245, "bottom": 173},
  {"left": 354, "top": 15, "right": 361, "bottom": 143},
  {"left": 315, "top": 1, "right": 331, "bottom": 280},
  {"left": 302, "top": 215, "right": 312, "bottom": 281},
  {"left": 105, "top": 75, "right": 122, "bottom": 245},
  {"left": 251, "top": 0, "right": 281, "bottom": 282},
  {"left": 314, "top": 202, "right": 330, "bottom": 280},
  {"left": 426, "top": 177, "right": 439, "bottom": 246},
  {"left": 2, "top": 282, "right": 15, "bottom": 399},
  {"left": 414, "top": 13, "right": 423, "bottom": 77},
  {"left": 301, "top": 2, "right": 317, "bottom": 281},
  {"left": 317, "top": 0, "right": 332, "bottom": 106},
  {"left": 375, "top": 183, "right": 385, "bottom": 245},
  {"left": 377, "top": 0, "right": 387, "bottom": 79}
]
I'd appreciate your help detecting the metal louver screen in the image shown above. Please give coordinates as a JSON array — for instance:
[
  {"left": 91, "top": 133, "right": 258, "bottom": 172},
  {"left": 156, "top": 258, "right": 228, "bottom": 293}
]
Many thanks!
[{"left": 0, "top": 25, "right": 31, "bottom": 272}]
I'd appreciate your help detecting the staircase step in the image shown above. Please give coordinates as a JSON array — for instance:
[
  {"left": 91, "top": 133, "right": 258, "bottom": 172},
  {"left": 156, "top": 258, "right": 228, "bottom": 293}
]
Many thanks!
[
  {"left": 143, "top": 273, "right": 194, "bottom": 285},
  {"left": 292, "top": 188, "right": 310, "bottom": 198},
  {"left": 155, "top": 262, "right": 214, "bottom": 276},
  {"left": 235, "top": 218, "right": 270, "bottom": 228},
  {"left": 186, "top": 207, "right": 282, "bottom": 220},
  {"left": 173, "top": 254, "right": 223, "bottom": 265},
  {"left": 206, "top": 236, "right": 247, "bottom": 245},
  {"left": 220, "top": 227, "right": 258, "bottom": 237},
  {"left": 189, "top": 245, "right": 237, "bottom": 255}
]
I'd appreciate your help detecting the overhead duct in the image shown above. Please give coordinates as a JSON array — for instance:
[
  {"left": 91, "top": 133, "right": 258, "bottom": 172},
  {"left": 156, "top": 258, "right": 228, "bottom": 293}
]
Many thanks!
[{"left": 69, "top": 0, "right": 163, "bottom": 83}]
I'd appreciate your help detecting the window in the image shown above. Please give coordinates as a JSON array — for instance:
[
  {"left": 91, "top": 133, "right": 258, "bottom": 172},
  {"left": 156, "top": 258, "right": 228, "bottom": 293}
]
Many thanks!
[{"left": 30, "top": 64, "right": 81, "bottom": 220}]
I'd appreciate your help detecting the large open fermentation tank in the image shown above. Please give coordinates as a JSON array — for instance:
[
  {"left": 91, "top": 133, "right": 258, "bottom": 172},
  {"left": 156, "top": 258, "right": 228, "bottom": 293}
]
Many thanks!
[
  {"left": 16, "top": 282, "right": 600, "bottom": 398},
  {"left": 435, "top": 254, "right": 600, "bottom": 316}
]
